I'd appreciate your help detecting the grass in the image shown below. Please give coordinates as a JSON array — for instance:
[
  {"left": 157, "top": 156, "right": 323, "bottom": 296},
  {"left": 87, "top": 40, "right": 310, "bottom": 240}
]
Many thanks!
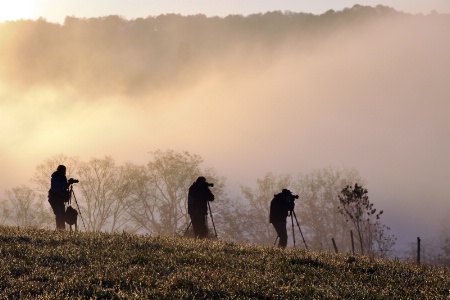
[{"left": 0, "top": 226, "right": 448, "bottom": 299}]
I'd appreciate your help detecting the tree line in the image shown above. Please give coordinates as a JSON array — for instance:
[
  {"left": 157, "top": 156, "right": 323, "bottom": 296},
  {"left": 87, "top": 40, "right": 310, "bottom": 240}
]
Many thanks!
[
  {"left": 2, "top": 150, "right": 401, "bottom": 259},
  {"left": 1, "top": 5, "right": 447, "bottom": 97}
]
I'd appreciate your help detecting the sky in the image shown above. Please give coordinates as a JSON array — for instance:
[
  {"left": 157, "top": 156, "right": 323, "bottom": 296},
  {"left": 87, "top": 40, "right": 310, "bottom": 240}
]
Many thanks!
[
  {"left": 0, "top": 0, "right": 449, "bottom": 23},
  {"left": 1, "top": 1, "right": 449, "bottom": 253}
]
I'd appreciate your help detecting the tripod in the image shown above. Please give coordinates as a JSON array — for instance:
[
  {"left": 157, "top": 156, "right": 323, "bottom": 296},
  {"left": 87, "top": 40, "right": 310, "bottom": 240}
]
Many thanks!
[
  {"left": 184, "top": 202, "right": 217, "bottom": 238},
  {"left": 68, "top": 184, "right": 86, "bottom": 231},
  {"left": 208, "top": 201, "right": 218, "bottom": 238},
  {"left": 274, "top": 210, "right": 308, "bottom": 249}
]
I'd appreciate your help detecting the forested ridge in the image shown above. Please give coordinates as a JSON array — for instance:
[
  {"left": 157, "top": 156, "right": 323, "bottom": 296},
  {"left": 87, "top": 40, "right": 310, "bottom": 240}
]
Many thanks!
[{"left": 0, "top": 5, "right": 448, "bottom": 97}]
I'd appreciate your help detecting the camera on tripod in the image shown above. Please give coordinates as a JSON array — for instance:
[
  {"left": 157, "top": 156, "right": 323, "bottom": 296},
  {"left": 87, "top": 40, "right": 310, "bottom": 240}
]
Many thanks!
[
  {"left": 205, "top": 182, "right": 214, "bottom": 187},
  {"left": 290, "top": 194, "right": 299, "bottom": 201},
  {"left": 68, "top": 178, "right": 79, "bottom": 184}
]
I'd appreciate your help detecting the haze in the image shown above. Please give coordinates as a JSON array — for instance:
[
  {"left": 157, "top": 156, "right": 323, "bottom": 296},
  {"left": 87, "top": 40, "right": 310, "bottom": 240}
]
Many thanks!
[
  {"left": 1, "top": 0, "right": 449, "bottom": 23},
  {"left": 1, "top": 8, "right": 449, "bottom": 249}
]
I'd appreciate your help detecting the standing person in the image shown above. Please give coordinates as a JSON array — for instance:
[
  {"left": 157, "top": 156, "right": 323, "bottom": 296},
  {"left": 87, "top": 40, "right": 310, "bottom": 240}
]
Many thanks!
[
  {"left": 188, "top": 176, "right": 214, "bottom": 238},
  {"left": 270, "top": 189, "right": 296, "bottom": 248},
  {"left": 48, "top": 165, "right": 70, "bottom": 230}
]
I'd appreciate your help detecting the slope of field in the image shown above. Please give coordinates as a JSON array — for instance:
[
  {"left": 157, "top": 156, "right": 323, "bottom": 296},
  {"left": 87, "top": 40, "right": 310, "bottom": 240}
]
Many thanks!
[{"left": 0, "top": 226, "right": 448, "bottom": 299}]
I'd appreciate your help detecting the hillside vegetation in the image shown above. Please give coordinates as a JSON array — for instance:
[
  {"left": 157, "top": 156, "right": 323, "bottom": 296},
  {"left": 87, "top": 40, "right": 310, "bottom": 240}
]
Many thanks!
[
  {"left": 1, "top": 5, "right": 448, "bottom": 97},
  {"left": 0, "top": 226, "right": 448, "bottom": 299}
]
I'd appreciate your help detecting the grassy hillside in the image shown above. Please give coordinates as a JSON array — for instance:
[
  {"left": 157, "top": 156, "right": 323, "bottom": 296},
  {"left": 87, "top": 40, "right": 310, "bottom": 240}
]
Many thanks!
[{"left": 0, "top": 226, "right": 448, "bottom": 299}]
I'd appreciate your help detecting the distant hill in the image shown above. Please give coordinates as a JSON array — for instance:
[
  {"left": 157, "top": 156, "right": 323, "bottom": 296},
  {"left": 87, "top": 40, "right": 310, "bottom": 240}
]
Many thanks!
[
  {"left": 0, "top": 225, "right": 448, "bottom": 298},
  {"left": 0, "top": 5, "right": 448, "bottom": 97}
]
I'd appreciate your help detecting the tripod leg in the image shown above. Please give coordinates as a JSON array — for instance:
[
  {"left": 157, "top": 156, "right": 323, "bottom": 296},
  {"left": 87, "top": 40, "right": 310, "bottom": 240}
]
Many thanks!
[
  {"left": 184, "top": 221, "right": 192, "bottom": 236},
  {"left": 292, "top": 211, "right": 308, "bottom": 249},
  {"left": 291, "top": 213, "right": 296, "bottom": 248},
  {"left": 274, "top": 235, "right": 278, "bottom": 246},
  {"left": 207, "top": 202, "right": 218, "bottom": 238},
  {"left": 71, "top": 186, "right": 86, "bottom": 231}
]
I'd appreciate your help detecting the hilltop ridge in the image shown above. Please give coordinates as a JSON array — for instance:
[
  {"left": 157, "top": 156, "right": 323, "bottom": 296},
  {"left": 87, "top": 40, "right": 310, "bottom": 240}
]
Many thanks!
[{"left": 0, "top": 226, "right": 448, "bottom": 298}]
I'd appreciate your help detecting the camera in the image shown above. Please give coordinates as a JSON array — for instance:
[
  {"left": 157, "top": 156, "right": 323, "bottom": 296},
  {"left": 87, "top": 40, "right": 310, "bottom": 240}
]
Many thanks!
[
  {"left": 205, "top": 182, "right": 214, "bottom": 187},
  {"left": 68, "top": 178, "right": 79, "bottom": 184},
  {"left": 289, "top": 194, "right": 299, "bottom": 202}
]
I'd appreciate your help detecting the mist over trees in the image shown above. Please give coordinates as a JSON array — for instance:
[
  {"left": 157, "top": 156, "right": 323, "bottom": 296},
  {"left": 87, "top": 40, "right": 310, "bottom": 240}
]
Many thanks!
[
  {"left": 294, "top": 168, "right": 363, "bottom": 253},
  {"left": 1, "top": 5, "right": 448, "bottom": 98},
  {"left": 240, "top": 173, "right": 292, "bottom": 245},
  {"left": 0, "top": 150, "right": 400, "bottom": 260},
  {"left": 338, "top": 183, "right": 396, "bottom": 257},
  {"left": 1, "top": 149, "right": 449, "bottom": 264}
]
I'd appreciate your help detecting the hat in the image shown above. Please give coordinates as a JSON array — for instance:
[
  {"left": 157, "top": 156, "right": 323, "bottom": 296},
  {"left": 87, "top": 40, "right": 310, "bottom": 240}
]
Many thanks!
[
  {"left": 57, "top": 165, "right": 66, "bottom": 172},
  {"left": 196, "top": 176, "right": 206, "bottom": 184},
  {"left": 282, "top": 189, "right": 291, "bottom": 195}
]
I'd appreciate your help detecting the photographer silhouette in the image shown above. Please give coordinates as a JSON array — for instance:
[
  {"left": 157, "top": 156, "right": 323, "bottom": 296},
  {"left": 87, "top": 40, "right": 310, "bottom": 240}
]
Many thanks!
[
  {"left": 48, "top": 165, "right": 71, "bottom": 230},
  {"left": 187, "top": 176, "right": 215, "bottom": 238},
  {"left": 269, "top": 189, "right": 296, "bottom": 248}
]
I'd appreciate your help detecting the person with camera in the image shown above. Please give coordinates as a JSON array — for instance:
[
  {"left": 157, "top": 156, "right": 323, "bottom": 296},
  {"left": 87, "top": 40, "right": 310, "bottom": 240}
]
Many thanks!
[
  {"left": 187, "top": 176, "right": 214, "bottom": 238},
  {"left": 270, "top": 189, "right": 297, "bottom": 248},
  {"left": 48, "top": 165, "right": 77, "bottom": 230}
]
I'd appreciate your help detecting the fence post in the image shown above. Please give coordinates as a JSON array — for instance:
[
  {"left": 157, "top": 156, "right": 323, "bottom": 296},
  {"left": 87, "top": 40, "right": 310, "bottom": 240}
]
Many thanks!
[
  {"left": 332, "top": 238, "right": 338, "bottom": 253},
  {"left": 350, "top": 230, "right": 355, "bottom": 255},
  {"left": 417, "top": 237, "right": 421, "bottom": 264}
]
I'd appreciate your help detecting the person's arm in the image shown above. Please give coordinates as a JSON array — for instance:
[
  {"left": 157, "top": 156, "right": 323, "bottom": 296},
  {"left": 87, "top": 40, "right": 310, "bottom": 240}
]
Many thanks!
[{"left": 206, "top": 188, "right": 214, "bottom": 202}]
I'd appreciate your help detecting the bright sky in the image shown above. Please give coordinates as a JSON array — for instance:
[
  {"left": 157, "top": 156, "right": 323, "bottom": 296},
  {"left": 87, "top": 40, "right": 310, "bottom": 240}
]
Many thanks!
[{"left": 0, "top": 0, "right": 448, "bottom": 23}]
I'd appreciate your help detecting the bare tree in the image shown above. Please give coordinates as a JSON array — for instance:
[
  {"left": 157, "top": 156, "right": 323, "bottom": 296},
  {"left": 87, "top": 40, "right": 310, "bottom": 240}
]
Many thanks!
[
  {"left": 127, "top": 164, "right": 153, "bottom": 233},
  {"left": 5, "top": 185, "right": 37, "bottom": 227},
  {"left": 294, "top": 167, "right": 362, "bottom": 252},
  {"left": 212, "top": 196, "right": 252, "bottom": 243},
  {"left": 31, "top": 153, "right": 80, "bottom": 196},
  {"left": 196, "top": 168, "right": 229, "bottom": 239},
  {"left": 0, "top": 199, "right": 11, "bottom": 225},
  {"left": 4, "top": 185, "right": 52, "bottom": 228},
  {"left": 130, "top": 150, "right": 205, "bottom": 235},
  {"left": 240, "top": 172, "right": 292, "bottom": 245},
  {"left": 338, "top": 183, "right": 375, "bottom": 255},
  {"left": 32, "top": 154, "right": 139, "bottom": 232},
  {"left": 338, "top": 183, "right": 395, "bottom": 257},
  {"left": 108, "top": 162, "right": 144, "bottom": 232},
  {"left": 76, "top": 156, "right": 137, "bottom": 232},
  {"left": 31, "top": 153, "right": 81, "bottom": 227}
]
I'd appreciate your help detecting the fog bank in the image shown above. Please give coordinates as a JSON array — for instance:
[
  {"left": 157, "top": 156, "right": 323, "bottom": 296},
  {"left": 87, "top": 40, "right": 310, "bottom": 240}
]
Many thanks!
[{"left": 1, "top": 8, "right": 449, "bottom": 249}]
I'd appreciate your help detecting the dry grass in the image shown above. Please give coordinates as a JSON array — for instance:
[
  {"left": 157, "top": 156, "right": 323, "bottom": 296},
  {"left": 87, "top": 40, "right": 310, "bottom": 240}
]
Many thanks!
[{"left": 0, "top": 226, "right": 448, "bottom": 299}]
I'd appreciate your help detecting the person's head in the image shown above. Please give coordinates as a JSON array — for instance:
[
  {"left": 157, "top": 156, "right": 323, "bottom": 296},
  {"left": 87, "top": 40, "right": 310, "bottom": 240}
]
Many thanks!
[
  {"left": 282, "top": 189, "right": 291, "bottom": 195},
  {"left": 196, "top": 176, "right": 206, "bottom": 184},
  {"left": 56, "top": 165, "right": 66, "bottom": 175}
]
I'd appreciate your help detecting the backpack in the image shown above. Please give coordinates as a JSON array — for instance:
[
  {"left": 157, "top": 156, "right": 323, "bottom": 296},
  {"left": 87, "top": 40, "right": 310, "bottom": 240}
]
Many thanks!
[{"left": 65, "top": 205, "right": 78, "bottom": 226}]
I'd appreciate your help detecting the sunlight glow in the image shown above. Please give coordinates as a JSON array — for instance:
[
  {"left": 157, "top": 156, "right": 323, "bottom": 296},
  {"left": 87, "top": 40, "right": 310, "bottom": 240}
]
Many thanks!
[{"left": 0, "top": 1, "right": 36, "bottom": 22}]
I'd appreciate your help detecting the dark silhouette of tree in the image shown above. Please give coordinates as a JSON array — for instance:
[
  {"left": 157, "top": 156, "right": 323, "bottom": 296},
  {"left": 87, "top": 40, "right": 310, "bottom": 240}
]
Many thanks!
[
  {"left": 294, "top": 167, "right": 363, "bottom": 252},
  {"left": 338, "top": 183, "right": 395, "bottom": 257},
  {"left": 338, "top": 183, "right": 375, "bottom": 255}
]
